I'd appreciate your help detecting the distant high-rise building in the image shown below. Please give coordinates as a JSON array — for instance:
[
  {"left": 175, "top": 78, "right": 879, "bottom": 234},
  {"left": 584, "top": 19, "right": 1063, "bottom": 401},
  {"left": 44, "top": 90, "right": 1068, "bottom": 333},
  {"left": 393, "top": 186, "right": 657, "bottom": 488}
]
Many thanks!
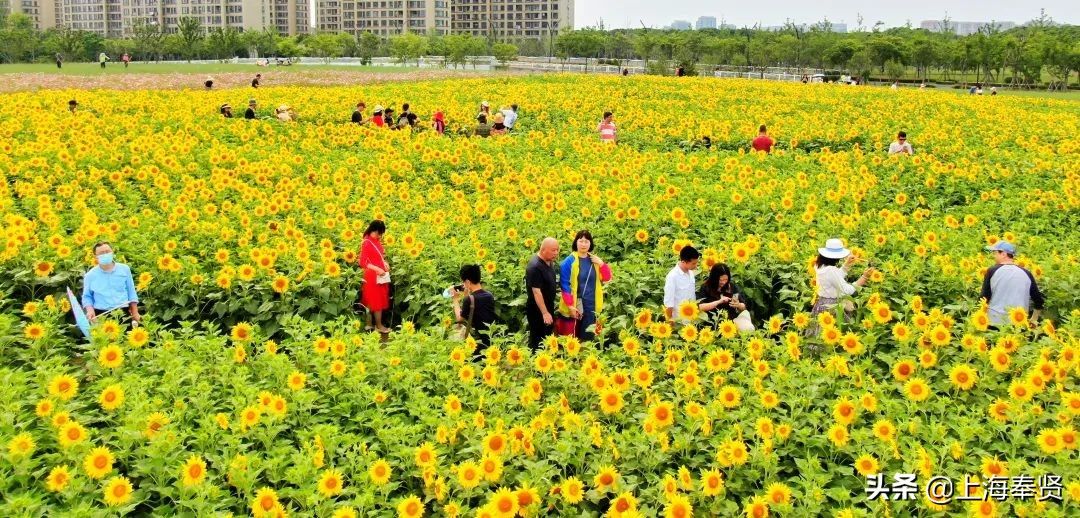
[
  {"left": 318, "top": 0, "right": 450, "bottom": 37},
  {"left": 317, "top": 1, "right": 572, "bottom": 40},
  {"left": 695, "top": 16, "right": 715, "bottom": 30},
  {"left": 61, "top": 0, "right": 123, "bottom": 37},
  {"left": 451, "top": 0, "right": 573, "bottom": 40},
  {"left": 7, "top": 0, "right": 307, "bottom": 36},
  {"left": 7, "top": 0, "right": 61, "bottom": 30},
  {"left": 669, "top": 19, "right": 690, "bottom": 30},
  {"left": 121, "top": 0, "right": 281, "bottom": 36},
  {"left": 920, "top": 19, "right": 1016, "bottom": 36}
]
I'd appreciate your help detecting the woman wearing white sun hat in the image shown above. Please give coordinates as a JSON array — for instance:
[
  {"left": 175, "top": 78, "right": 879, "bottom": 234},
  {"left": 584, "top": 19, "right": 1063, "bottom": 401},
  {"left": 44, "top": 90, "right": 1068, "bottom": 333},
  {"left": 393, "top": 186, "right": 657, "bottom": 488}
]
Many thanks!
[{"left": 811, "top": 238, "right": 875, "bottom": 321}]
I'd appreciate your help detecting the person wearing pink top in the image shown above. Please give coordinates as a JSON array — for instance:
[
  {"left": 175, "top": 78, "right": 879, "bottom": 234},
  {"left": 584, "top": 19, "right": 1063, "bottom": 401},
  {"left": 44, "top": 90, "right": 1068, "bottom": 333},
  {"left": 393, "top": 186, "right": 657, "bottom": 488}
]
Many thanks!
[{"left": 598, "top": 111, "right": 617, "bottom": 143}]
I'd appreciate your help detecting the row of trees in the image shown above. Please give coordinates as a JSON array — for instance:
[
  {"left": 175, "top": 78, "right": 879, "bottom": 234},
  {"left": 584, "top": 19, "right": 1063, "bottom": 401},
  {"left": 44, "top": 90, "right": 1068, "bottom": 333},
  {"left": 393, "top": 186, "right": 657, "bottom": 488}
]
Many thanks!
[
  {"left": 0, "top": 15, "right": 519, "bottom": 68},
  {"left": 552, "top": 19, "right": 1080, "bottom": 87},
  {"left": 1, "top": 11, "right": 1077, "bottom": 87}
]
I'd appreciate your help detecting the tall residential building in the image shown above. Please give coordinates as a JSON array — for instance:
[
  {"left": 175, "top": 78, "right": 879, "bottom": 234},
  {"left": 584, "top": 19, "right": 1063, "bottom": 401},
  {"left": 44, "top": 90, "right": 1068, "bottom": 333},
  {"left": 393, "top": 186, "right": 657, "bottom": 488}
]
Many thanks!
[
  {"left": 694, "top": 16, "right": 715, "bottom": 30},
  {"left": 318, "top": 0, "right": 450, "bottom": 37},
  {"left": 7, "top": 0, "right": 61, "bottom": 30},
  {"left": 451, "top": 0, "right": 572, "bottom": 40},
  {"left": 62, "top": 0, "right": 123, "bottom": 37},
  {"left": 669, "top": 20, "right": 690, "bottom": 30},
  {"left": 920, "top": 19, "right": 1016, "bottom": 36},
  {"left": 120, "top": 0, "right": 273, "bottom": 35},
  {"left": 266, "top": 0, "right": 308, "bottom": 35},
  {"left": 9, "top": 0, "right": 308, "bottom": 36}
]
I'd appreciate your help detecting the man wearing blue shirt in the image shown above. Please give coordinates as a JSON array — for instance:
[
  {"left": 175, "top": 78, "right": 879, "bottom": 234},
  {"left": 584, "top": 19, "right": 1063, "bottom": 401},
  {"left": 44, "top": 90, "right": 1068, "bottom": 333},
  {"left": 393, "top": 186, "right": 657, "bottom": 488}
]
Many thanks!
[{"left": 81, "top": 242, "right": 141, "bottom": 323}]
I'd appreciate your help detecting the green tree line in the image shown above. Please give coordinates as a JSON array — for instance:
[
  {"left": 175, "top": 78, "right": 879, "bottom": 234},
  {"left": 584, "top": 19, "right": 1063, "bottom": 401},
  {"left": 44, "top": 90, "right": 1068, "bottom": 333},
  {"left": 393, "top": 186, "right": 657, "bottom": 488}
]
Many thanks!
[
  {"left": 1, "top": 12, "right": 1077, "bottom": 87},
  {"left": 0, "top": 14, "right": 520, "bottom": 69}
]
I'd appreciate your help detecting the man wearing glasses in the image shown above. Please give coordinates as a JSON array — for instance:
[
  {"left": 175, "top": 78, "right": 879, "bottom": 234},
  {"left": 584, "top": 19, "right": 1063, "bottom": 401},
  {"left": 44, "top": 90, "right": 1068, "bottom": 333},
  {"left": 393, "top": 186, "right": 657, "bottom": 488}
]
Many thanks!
[{"left": 888, "top": 131, "right": 914, "bottom": 155}]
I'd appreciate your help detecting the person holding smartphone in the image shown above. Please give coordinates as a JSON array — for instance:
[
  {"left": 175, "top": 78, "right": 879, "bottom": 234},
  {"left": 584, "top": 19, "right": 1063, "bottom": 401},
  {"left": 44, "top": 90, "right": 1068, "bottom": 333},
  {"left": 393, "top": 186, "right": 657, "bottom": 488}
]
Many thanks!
[
  {"left": 558, "top": 230, "right": 613, "bottom": 341},
  {"left": 699, "top": 263, "right": 753, "bottom": 331},
  {"left": 449, "top": 264, "right": 497, "bottom": 353}
]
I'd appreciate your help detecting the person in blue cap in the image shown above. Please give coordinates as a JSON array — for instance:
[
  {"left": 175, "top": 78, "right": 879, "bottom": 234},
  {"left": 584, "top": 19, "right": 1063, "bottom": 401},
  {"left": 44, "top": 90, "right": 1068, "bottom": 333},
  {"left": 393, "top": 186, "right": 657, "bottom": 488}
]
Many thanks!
[
  {"left": 81, "top": 242, "right": 141, "bottom": 324},
  {"left": 981, "top": 241, "right": 1044, "bottom": 327}
]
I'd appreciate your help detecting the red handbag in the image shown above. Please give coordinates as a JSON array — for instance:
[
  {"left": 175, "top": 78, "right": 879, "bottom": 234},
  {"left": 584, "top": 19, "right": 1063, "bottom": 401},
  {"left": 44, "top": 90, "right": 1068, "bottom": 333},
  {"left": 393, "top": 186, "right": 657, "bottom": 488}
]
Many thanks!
[{"left": 554, "top": 316, "right": 577, "bottom": 336}]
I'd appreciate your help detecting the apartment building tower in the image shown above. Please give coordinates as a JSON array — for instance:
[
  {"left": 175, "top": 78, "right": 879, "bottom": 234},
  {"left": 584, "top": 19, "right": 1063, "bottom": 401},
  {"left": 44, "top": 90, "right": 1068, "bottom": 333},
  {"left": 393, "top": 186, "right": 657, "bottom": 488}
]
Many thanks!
[
  {"left": 6, "top": 0, "right": 308, "bottom": 36},
  {"left": 317, "top": 0, "right": 450, "bottom": 37},
  {"left": 6, "top": 0, "right": 61, "bottom": 30},
  {"left": 451, "top": 0, "right": 571, "bottom": 40}
]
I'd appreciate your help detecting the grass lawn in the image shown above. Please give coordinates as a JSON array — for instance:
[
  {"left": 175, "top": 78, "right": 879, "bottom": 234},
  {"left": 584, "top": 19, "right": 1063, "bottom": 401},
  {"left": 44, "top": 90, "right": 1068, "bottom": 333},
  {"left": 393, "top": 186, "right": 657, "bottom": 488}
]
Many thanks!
[
  {"left": 929, "top": 84, "right": 1080, "bottom": 101},
  {"left": 989, "top": 88, "right": 1080, "bottom": 100},
  {"left": 0, "top": 61, "right": 461, "bottom": 75}
]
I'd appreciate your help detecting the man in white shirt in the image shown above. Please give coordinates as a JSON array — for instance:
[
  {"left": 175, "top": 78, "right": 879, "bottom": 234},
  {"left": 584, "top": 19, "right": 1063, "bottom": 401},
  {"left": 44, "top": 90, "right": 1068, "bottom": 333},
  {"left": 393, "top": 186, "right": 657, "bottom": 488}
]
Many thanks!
[
  {"left": 664, "top": 246, "right": 700, "bottom": 322},
  {"left": 500, "top": 104, "right": 518, "bottom": 131},
  {"left": 888, "top": 131, "right": 913, "bottom": 155}
]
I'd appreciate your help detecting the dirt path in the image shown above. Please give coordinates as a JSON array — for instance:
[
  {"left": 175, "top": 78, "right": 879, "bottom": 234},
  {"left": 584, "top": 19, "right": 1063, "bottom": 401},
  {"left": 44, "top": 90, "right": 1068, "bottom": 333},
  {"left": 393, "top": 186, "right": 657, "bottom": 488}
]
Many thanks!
[{"left": 0, "top": 69, "right": 526, "bottom": 93}]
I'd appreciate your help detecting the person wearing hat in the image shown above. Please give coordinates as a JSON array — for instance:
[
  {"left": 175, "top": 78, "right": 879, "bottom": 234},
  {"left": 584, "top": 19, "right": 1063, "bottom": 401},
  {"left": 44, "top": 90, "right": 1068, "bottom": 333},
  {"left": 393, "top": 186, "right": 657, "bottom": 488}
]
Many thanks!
[
  {"left": 382, "top": 107, "right": 396, "bottom": 129},
  {"left": 981, "top": 241, "right": 1044, "bottom": 327},
  {"left": 490, "top": 113, "right": 508, "bottom": 135},
  {"left": 245, "top": 99, "right": 258, "bottom": 120},
  {"left": 478, "top": 101, "right": 490, "bottom": 120},
  {"left": 351, "top": 102, "right": 366, "bottom": 125},
  {"left": 811, "top": 238, "right": 874, "bottom": 323},
  {"left": 371, "top": 105, "right": 385, "bottom": 128},
  {"left": 68, "top": 99, "right": 79, "bottom": 114},
  {"left": 220, "top": 104, "right": 233, "bottom": 118},
  {"left": 432, "top": 111, "right": 446, "bottom": 135}
]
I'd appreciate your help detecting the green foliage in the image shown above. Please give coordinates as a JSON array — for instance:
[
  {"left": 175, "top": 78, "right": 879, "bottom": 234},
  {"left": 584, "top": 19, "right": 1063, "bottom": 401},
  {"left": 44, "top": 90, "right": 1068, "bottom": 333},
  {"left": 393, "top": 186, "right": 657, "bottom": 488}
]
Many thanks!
[
  {"left": 206, "top": 28, "right": 243, "bottom": 61},
  {"left": 491, "top": 42, "right": 518, "bottom": 67},
  {"left": 356, "top": 32, "right": 380, "bottom": 65},
  {"left": 388, "top": 32, "right": 427, "bottom": 66},
  {"left": 176, "top": 17, "right": 204, "bottom": 61}
]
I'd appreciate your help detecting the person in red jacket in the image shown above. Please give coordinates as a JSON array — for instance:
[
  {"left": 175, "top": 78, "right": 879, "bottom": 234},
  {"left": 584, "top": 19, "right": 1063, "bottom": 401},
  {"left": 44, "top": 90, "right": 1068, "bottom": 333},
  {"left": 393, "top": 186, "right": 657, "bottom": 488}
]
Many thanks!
[
  {"left": 358, "top": 220, "right": 392, "bottom": 333},
  {"left": 751, "top": 124, "right": 774, "bottom": 153}
]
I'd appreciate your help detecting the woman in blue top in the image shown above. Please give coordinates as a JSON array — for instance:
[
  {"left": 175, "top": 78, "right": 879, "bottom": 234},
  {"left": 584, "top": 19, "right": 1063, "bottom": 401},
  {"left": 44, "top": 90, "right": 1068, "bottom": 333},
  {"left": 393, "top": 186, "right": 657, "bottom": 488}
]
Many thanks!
[{"left": 558, "top": 230, "right": 613, "bottom": 340}]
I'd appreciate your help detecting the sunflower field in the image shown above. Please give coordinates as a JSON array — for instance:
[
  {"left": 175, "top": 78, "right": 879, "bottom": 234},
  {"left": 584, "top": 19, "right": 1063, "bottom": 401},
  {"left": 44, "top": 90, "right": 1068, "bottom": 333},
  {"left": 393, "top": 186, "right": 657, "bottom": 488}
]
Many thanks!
[{"left": 1, "top": 75, "right": 1079, "bottom": 517}]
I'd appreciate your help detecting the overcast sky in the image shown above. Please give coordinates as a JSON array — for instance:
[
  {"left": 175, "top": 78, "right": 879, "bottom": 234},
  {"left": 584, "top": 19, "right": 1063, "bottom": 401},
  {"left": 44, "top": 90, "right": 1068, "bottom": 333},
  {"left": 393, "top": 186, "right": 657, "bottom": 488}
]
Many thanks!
[{"left": 575, "top": 1, "right": 1078, "bottom": 29}]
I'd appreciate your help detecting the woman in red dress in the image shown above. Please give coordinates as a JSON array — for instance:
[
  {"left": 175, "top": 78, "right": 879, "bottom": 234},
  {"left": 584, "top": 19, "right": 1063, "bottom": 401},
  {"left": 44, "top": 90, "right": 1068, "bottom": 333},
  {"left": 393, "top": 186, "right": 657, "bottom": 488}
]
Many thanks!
[{"left": 358, "top": 220, "right": 391, "bottom": 333}]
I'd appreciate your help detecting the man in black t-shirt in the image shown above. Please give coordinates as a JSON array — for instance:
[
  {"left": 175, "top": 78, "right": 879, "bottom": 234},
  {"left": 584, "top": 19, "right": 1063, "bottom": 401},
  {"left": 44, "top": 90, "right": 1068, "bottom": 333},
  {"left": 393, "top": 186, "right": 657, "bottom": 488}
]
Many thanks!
[
  {"left": 351, "top": 102, "right": 366, "bottom": 124},
  {"left": 245, "top": 99, "right": 257, "bottom": 119},
  {"left": 452, "top": 264, "right": 497, "bottom": 354},
  {"left": 525, "top": 237, "right": 560, "bottom": 350},
  {"left": 251, "top": 74, "right": 261, "bottom": 88}
]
